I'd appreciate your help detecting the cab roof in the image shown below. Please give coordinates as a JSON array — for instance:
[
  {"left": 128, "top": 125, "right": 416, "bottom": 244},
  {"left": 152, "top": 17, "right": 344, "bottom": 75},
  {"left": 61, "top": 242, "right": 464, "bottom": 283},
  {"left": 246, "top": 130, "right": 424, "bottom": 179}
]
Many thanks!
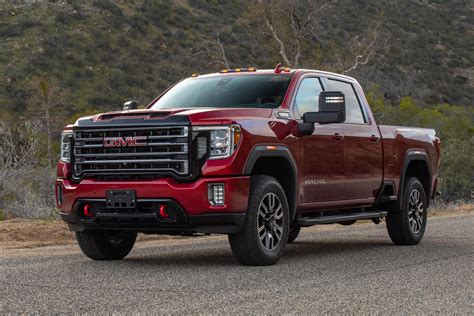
[{"left": 189, "top": 66, "right": 357, "bottom": 83}]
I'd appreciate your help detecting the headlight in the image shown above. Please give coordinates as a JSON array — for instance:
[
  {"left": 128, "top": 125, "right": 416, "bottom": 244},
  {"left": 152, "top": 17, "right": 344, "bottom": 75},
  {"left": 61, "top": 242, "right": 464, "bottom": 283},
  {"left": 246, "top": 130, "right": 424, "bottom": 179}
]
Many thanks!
[
  {"left": 60, "top": 131, "right": 73, "bottom": 163},
  {"left": 193, "top": 125, "right": 241, "bottom": 160}
]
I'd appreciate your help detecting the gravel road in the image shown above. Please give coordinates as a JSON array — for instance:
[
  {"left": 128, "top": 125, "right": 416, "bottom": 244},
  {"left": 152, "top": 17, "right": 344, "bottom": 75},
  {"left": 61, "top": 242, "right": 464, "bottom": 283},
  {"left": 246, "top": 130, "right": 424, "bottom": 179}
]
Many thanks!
[{"left": 1, "top": 214, "right": 472, "bottom": 314}]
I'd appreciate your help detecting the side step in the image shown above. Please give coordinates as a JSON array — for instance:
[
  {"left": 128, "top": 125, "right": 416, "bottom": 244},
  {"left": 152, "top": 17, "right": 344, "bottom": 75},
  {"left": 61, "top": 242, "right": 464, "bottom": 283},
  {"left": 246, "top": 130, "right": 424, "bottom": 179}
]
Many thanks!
[{"left": 296, "top": 211, "right": 388, "bottom": 227}]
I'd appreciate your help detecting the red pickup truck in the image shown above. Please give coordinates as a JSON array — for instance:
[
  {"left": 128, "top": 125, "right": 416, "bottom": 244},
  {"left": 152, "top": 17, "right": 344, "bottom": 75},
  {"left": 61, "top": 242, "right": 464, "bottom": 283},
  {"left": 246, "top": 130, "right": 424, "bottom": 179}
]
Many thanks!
[{"left": 56, "top": 66, "right": 440, "bottom": 265}]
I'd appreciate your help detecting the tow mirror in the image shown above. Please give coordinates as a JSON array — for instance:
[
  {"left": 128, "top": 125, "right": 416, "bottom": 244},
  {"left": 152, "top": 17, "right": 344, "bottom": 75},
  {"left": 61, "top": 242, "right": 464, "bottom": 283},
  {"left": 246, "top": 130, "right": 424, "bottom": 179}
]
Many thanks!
[
  {"left": 123, "top": 100, "right": 138, "bottom": 111},
  {"left": 303, "top": 91, "right": 346, "bottom": 124}
]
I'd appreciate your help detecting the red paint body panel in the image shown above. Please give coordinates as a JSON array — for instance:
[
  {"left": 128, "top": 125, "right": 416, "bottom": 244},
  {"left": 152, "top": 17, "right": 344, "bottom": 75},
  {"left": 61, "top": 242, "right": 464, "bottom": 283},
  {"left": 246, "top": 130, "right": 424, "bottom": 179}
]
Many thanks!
[
  {"left": 56, "top": 69, "right": 440, "bottom": 223},
  {"left": 56, "top": 176, "right": 250, "bottom": 216}
]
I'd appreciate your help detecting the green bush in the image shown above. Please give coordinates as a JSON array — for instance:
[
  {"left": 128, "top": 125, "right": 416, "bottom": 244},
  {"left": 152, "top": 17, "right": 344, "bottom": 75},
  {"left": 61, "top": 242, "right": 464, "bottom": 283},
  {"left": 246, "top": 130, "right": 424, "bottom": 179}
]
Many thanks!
[{"left": 368, "top": 87, "right": 474, "bottom": 200}]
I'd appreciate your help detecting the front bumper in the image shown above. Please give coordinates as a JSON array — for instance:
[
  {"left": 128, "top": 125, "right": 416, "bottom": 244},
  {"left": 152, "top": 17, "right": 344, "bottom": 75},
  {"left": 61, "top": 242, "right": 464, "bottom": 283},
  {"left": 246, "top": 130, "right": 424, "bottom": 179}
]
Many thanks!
[{"left": 56, "top": 176, "right": 250, "bottom": 234}]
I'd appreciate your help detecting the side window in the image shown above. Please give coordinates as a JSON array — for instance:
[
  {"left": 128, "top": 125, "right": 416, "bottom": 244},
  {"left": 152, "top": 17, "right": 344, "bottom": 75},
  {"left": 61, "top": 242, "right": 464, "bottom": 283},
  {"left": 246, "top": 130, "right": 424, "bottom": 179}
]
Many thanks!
[
  {"left": 326, "top": 79, "right": 365, "bottom": 124},
  {"left": 294, "top": 78, "right": 323, "bottom": 119}
]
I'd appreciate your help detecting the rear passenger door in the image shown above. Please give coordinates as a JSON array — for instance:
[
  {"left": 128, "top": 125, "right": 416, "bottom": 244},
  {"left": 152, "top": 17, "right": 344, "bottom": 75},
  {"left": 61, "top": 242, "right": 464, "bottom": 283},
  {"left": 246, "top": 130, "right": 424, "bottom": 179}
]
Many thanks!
[
  {"left": 324, "top": 78, "right": 383, "bottom": 200},
  {"left": 293, "top": 76, "right": 345, "bottom": 203}
]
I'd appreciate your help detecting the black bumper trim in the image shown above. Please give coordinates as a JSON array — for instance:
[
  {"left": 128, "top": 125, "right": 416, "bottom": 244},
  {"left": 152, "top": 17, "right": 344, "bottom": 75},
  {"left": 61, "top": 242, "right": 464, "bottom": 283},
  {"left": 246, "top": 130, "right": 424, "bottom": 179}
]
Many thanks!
[{"left": 61, "top": 212, "right": 246, "bottom": 234}]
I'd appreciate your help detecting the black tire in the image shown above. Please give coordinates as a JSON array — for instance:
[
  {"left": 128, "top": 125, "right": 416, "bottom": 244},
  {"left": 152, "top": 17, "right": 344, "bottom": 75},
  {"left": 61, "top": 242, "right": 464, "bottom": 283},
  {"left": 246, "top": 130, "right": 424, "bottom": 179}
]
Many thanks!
[
  {"left": 228, "top": 175, "right": 290, "bottom": 265},
  {"left": 288, "top": 225, "right": 301, "bottom": 243},
  {"left": 386, "top": 177, "right": 428, "bottom": 245},
  {"left": 75, "top": 230, "right": 137, "bottom": 260}
]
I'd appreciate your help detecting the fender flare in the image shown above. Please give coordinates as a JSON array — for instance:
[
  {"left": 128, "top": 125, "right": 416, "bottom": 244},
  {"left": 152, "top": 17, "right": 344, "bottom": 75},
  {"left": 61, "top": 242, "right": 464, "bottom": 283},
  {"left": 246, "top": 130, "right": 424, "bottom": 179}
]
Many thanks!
[
  {"left": 398, "top": 150, "right": 432, "bottom": 208},
  {"left": 243, "top": 145, "right": 298, "bottom": 221}
]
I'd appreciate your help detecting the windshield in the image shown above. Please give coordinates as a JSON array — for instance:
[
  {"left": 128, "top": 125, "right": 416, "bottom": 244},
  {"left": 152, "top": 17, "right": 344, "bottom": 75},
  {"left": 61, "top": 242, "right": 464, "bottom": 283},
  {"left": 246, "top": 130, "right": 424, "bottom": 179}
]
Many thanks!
[{"left": 150, "top": 74, "right": 292, "bottom": 109}]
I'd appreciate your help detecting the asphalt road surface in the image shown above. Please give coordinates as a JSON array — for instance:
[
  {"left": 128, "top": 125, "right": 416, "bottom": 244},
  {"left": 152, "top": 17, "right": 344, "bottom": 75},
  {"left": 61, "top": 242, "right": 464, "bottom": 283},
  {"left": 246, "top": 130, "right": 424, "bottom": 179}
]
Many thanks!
[{"left": 1, "top": 214, "right": 472, "bottom": 314}]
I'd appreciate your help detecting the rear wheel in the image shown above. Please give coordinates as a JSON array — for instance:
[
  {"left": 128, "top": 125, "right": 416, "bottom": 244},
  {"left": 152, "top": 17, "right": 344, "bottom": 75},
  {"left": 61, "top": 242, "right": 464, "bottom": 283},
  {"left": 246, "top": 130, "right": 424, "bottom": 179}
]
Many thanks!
[
  {"left": 386, "top": 177, "right": 427, "bottom": 245},
  {"left": 228, "top": 176, "right": 289, "bottom": 265},
  {"left": 76, "top": 230, "right": 137, "bottom": 260}
]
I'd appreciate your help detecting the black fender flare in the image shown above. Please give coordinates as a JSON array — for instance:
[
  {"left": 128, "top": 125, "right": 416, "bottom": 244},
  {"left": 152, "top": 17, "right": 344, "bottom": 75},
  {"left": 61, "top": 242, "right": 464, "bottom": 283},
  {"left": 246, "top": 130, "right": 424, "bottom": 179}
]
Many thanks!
[
  {"left": 398, "top": 150, "right": 432, "bottom": 208},
  {"left": 243, "top": 145, "right": 298, "bottom": 221}
]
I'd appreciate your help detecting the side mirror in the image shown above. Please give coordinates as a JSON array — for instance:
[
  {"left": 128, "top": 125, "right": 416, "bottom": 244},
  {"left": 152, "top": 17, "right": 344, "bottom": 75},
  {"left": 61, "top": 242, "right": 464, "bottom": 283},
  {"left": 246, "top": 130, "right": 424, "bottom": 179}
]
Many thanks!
[
  {"left": 123, "top": 100, "right": 138, "bottom": 111},
  {"left": 303, "top": 91, "right": 346, "bottom": 124}
]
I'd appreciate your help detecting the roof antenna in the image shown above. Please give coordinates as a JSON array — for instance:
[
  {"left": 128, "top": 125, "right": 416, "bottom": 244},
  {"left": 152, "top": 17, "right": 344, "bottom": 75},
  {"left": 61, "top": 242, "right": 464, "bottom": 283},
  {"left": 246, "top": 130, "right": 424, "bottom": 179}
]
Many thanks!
[{"left": 274, "top": 63, "right": 283, "bottom": 74}]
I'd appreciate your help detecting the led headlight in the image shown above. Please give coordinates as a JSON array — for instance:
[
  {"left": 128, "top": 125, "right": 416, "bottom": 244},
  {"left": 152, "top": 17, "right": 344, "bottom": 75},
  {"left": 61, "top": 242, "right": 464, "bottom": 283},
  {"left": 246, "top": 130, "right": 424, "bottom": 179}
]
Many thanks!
[
  {"left": 60, "top": 131, "right": 73, "bottom": 163},
  {"left": 193, "top": 125, "right": 241, "bottom": 160}
]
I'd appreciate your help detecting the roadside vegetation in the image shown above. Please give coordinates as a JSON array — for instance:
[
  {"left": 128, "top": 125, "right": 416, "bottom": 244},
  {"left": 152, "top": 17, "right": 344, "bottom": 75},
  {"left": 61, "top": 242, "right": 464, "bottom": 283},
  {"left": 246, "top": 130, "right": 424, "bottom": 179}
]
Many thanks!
[{"left": 0, "top": 0, "right": 472, "bottom": 219}]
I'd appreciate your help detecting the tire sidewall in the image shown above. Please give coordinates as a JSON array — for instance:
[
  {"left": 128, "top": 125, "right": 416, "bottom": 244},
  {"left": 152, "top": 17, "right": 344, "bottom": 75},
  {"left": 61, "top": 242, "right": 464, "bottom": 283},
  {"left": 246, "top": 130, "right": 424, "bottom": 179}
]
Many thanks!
[{"left": 247, "top": 178, "right": 290, "bottom": 262}]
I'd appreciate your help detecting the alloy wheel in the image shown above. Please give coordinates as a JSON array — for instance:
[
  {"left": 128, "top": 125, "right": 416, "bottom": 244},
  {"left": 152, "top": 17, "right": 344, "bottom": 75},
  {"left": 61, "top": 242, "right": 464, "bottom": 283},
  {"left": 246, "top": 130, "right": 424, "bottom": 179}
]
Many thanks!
[
  {"left": 408, "top": 188, "right": 424, "bottom": 234},
  {"left": 257, "top": 192, "right": 284, "bottom": 251}
]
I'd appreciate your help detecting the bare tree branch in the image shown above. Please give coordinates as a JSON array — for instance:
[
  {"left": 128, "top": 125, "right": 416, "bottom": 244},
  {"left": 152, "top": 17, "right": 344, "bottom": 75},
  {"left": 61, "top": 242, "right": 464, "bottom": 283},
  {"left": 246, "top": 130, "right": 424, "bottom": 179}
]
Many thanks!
[
  {"left": 342, "top": 21, "right": 384, "bottom": 74},
  {"left": 216, "top": 32, "right": 230, "bottom": 69},
  {"left": 259, "top": 1, "right": 292, "bottom": 67},
  {"left": 28, "top": 78, "right": 65, "bottom": 169},
  {"left": 257, "top": 0, "right": 335, "bottom": 68}
]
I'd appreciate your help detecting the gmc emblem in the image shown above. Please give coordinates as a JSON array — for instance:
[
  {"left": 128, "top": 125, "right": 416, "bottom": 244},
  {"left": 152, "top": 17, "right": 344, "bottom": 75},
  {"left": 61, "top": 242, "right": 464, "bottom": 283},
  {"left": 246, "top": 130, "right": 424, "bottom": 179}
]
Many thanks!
[{"left": 103, "top": 136, "right": 147, "bottom": 147}]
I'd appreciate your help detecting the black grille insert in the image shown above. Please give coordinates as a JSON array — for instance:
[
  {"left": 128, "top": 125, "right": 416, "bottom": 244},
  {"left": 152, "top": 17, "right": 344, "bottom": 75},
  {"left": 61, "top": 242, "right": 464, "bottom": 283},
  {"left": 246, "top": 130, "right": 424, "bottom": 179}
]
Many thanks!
[{"left": 73, "top": 126, "right": 190, "bottom": 179}]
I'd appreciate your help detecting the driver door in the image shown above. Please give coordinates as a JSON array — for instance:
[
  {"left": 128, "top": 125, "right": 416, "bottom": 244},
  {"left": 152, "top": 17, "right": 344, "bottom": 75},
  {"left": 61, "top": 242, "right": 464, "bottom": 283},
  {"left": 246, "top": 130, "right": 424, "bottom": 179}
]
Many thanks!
[{"left": 293, "top": 76, "right": 345, "bottom": 203}]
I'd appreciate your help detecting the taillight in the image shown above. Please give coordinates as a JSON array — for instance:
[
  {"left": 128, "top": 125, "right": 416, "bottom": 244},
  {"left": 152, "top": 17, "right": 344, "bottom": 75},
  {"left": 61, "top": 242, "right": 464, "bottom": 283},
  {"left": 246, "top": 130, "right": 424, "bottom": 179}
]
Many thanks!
[
  {"left": 435, "top": 137, "right": 441, "bottom": 155},
  {"left": 435, "top": 137, "right": 441, "bottom": 168}
]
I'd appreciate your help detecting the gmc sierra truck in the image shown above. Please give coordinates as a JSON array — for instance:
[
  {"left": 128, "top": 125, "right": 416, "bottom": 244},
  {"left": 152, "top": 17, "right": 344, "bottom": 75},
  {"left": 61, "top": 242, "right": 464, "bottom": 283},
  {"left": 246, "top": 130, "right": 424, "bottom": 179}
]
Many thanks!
[{"left": 56, "top": 65, "right": 440, "bottom": 265}]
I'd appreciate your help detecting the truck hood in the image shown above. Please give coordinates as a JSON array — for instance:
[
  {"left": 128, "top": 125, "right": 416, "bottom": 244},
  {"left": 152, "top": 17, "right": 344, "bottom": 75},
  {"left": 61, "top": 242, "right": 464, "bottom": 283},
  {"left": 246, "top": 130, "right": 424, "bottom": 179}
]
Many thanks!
[{"left": 74, "top": 108, "right": 274, "bottom": 128}]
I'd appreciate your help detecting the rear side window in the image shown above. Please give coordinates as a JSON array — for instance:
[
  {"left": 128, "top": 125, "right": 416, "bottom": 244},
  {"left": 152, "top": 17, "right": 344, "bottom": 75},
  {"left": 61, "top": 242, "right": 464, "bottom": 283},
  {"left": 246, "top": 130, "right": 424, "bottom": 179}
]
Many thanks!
[
  {"left": 326, "top": 79, "right": 365, "bottom": 124},
  {"left": 294, "top": 77, "right": 324, "bottom": 119}
]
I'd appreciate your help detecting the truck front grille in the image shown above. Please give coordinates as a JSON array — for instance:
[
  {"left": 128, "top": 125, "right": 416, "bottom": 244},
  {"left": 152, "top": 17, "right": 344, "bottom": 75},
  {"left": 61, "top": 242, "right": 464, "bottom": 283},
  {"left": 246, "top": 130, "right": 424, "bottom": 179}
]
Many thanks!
[{"left": 73, "top": 126, "right": 189, "bottom": 179}]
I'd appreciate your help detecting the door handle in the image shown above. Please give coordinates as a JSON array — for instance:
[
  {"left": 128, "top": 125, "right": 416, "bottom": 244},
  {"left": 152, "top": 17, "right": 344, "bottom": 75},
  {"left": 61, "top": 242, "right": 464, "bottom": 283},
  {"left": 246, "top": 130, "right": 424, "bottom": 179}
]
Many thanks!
[
  {"left": 369, "top": 135, "right": 380, "bottom": 143},
  {"left": 333, "top": 133, "right": 344, "bottom": 142}
]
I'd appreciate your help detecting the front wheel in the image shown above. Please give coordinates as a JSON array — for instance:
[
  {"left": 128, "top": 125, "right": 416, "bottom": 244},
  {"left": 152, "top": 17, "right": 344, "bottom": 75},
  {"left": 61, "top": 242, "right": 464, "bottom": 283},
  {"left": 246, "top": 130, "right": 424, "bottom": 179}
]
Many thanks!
[
  {"left": 386, "top": 177, "right": 427, "bottom": 245},
  {"left": 228, "top": 175, "right": 289, "bottom": 265},
  {"left": 76, "top": 230, "right": 137, "bottom": 260},
  {"left": 288, "top": 225, "right": 301, "bottom": 243}
]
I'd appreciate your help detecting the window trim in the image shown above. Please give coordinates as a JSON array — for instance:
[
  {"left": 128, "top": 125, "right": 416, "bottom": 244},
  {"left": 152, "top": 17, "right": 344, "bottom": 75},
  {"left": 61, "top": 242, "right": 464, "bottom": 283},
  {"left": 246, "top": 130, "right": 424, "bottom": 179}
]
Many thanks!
[
  {"left": 322, "top": 77, "right": 369, "bottom": 125},
  {"left": 290, "top": 75, "right": 325, "bottom": 120}
]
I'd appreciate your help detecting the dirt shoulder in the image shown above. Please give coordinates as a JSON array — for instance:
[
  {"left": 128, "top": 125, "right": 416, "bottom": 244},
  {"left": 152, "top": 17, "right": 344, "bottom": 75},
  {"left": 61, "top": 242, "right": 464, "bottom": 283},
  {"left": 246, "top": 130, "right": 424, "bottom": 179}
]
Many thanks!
[{"left": 0, "top": 203, "right": 472, "bottom": 250}]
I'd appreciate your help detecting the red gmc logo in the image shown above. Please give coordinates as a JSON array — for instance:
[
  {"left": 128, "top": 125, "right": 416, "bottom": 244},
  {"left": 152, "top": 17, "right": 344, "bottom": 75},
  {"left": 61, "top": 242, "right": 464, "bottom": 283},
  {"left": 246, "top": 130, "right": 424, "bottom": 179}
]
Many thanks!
[{"left": 103, "top": 136, "right": 147, "bottom": 147}]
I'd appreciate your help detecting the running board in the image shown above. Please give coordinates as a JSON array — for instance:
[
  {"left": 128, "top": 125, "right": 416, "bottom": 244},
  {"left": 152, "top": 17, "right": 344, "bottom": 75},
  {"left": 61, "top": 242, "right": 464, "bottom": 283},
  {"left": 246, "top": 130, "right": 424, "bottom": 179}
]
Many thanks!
[{"left": 296, "top": 211, "right": 388, "bottom": 227}]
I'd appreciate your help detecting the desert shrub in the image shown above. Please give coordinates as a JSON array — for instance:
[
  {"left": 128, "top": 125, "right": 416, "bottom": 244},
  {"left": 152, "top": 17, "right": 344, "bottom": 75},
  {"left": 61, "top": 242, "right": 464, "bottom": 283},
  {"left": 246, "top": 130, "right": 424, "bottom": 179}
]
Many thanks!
[{"left": 0, "top": 120, "right": 57, "bottom": 219}]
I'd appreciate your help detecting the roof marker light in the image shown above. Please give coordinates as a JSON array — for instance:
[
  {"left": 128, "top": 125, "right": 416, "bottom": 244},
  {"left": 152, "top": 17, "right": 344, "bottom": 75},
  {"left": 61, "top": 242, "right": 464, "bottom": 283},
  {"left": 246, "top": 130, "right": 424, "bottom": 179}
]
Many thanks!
[{"left": 219, "top": 67, "right": 257, "bottom": 74}]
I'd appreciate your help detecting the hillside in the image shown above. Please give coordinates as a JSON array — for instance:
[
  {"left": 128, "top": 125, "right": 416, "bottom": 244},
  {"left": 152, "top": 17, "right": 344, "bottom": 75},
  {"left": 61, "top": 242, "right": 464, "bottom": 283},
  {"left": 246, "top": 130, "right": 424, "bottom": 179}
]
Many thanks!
[
  {"left": 0, "top": 0, "right": 473, "bottom": 218},
  {"left": 0, "top": 0, "right": 473, "bottom": 117}
]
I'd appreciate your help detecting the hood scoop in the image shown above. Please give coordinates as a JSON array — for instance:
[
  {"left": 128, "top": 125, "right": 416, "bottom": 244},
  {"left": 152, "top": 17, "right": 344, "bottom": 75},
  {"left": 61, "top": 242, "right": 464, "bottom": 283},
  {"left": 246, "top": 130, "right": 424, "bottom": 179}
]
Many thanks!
[{"left": 98, "top": 111, "right": 171, "bottom": 121}]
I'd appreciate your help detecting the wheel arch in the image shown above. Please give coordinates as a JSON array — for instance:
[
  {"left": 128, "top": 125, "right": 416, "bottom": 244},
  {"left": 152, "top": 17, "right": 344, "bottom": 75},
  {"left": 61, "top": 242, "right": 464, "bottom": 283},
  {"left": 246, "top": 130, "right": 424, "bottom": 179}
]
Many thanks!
[
  {"left": 243, "top": 145, "right": 298, "bottom": 221},
  {"left": 399, "top": 150, "right": 432, "bottom": 207}
]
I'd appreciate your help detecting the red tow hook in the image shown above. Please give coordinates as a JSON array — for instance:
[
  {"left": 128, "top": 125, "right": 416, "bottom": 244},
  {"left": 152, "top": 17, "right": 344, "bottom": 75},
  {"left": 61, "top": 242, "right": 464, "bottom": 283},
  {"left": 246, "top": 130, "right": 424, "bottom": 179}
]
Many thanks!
[
  {"left": 159, "top": 205, "right": 170, "bottom": 219},
  {"left": 83, "top": 204, "right": 94, "bottom": 218}
]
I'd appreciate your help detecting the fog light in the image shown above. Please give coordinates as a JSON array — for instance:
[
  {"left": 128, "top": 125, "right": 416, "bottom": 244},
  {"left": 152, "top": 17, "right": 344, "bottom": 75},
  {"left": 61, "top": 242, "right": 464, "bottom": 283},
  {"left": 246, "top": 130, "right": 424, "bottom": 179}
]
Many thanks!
[{"left": 208, "top": 183, "right": 225, "bottom": 206}]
